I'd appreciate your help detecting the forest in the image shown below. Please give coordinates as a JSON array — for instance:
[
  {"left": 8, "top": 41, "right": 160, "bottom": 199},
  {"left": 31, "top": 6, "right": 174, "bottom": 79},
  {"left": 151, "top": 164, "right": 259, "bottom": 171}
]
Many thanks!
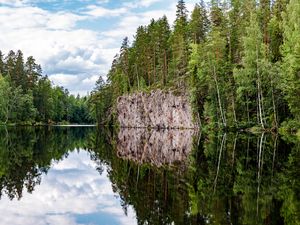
[
  {"left": 0, "top": 50, "right": 93, "bottom": 125},
  {"left": 90, "top": 0, "right": 300, "bottom": 133}
]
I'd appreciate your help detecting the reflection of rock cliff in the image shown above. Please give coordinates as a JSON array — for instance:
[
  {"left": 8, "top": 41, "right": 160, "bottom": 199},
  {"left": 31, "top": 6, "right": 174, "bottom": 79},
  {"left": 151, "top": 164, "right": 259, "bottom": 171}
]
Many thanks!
[
  {"left": 117, "top": 90, "right": 197, "bottom": 129},
  {"left": 117, "top": 129, "right": 196, "bottom": 167}
]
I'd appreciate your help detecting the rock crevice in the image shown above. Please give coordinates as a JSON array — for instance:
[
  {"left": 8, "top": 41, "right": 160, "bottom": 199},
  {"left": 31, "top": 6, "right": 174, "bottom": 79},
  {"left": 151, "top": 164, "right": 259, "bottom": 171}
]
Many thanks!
[{"left": 117, "top": 90, "right": 197, "bottom": 129}]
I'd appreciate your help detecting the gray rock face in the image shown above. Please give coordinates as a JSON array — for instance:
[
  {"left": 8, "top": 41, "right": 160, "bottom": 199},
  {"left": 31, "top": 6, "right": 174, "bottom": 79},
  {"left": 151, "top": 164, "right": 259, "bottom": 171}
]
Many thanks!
[
  {"left": 117, "top": 90, "right": 197, "bottom": 129},
  {"left": 117, "top": 128, "right": 197, "bottom": 167}
]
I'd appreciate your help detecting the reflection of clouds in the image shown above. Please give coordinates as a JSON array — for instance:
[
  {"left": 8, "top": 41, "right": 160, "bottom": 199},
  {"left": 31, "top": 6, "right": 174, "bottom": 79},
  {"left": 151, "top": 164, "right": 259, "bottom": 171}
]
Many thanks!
[{"left": 0, "top": 150, "right": 137, "bottom": 225}]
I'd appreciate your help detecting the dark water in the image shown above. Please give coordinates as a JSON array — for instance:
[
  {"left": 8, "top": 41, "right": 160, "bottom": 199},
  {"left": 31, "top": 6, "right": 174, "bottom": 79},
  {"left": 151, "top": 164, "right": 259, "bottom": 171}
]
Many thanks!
[{"left": 0, "top": 126, "right": 299, "bottom": 225}]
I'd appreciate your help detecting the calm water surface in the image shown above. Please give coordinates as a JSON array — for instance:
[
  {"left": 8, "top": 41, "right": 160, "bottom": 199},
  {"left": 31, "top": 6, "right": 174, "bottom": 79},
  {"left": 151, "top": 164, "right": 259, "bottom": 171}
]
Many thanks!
[{"left": 0, "top": 126, "right": 299, "bottom": 225}]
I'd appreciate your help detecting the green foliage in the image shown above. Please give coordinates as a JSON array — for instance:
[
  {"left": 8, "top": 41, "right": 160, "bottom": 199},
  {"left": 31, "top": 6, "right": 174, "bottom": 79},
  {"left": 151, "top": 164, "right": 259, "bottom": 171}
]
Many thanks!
[
  {"left": 91, "top": 0, "right": 297, "bottom": 130},
  {"left": 281, "top": 0, "right": 300, "bottom": 122},
  {"left": 0, "top": 50, "right": 94, "bottom": 125}
]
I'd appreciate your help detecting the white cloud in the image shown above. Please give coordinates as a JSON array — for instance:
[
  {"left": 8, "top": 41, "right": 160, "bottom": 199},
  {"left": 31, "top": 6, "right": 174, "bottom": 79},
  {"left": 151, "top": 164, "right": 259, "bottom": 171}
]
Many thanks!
[
  {"left": 103, "top": 5, "right": 178, "bottom": 40},
  {"left": 82, "top": 75, "right": 99, "bottom": 85},
  {"left": 0, "top": 5, "right": 116, "bottom": 95},
  {"left": 49, "top": 74, "right": 80, "bottom": 86},
  {"left": 0, "top": 0, "right": 24, "bottom": 6},
  {"left": 84, "top": 5, "right": 128, "bottom": 17},
  {"left": 0, "top": 0, "right": 198, "bottom": 95},
  {"left": 125, "top": 0, "right": 163, "bottom": 8}
]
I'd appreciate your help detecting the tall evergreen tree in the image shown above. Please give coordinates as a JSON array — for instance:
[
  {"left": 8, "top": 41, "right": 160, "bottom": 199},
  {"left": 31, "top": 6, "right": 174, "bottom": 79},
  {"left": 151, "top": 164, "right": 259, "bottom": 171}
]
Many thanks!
[
  {"left": 259, "top": 0, "right": 271, "bottom": 45},
  {"left": 268, "top": 0, "right": 288, "bottom": 63},
  {"left": 25, "top": 56, "right": 42, "bottom": 89},
  {"left": 170, "top": 0, "right": 189, "bottom": 77},
  {"left": 120, "top": 37, "right": 131, "bottom": 89},
  {"left": 189, "top": 2, "right": 209, "bottom": 44},
  {"left": 14, "top": 50, "right": 27, "bottom": 90},
  {"left": 4, "top": 50, "right": 16, "bottom": 78},
  {"left": 157, "top": 16, "right": 171, "bottom": 86}
]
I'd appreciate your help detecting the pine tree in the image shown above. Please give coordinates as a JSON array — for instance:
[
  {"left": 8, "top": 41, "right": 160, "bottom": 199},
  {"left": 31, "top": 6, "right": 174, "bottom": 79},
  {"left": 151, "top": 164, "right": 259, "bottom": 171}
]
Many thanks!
[
  {"left": 157, "top": 16, "right": 171, "bottom": 85},
  {"left": 25, "top": 56, "right": 42, "bottom": 89},
  {"left": 4, "top": 50, "right": 16, "bottom": 78},
  {"left": 189, "top": 2, "right": 209, "bottom": 44},
  {"left": 170, "top": 0, "right": 189, "bottom": 77},
  {"left": 259, "top": 0, "right": 271, "bottom": 45},
  {"left": 120, "top": 37, "right": 131, "bottom": 89},
  {"left": 14, "top": 50, "right": 27, "bottom": 90},
  {"left": 210, "top": 0, "right": 223, "bottom": 27}
]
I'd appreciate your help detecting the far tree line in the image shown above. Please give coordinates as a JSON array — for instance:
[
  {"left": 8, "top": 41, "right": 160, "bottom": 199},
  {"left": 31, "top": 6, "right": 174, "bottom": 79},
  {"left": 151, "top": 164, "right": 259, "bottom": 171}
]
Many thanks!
[
  {"left": 90, "top": 0, "right": 300, "bottom": 132},
  {"left": 0, "top": 50, "right": 94, "bottom": 125}
]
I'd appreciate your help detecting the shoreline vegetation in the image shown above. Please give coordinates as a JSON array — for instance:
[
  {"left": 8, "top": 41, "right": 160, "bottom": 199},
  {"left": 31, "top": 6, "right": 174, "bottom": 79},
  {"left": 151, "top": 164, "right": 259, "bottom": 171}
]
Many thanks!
[
  {"left": 88, "top": 0, "right": 300, "bottom": 136},
  {"left": 1, "top": 0, "right": 300, "bottom": 137}
]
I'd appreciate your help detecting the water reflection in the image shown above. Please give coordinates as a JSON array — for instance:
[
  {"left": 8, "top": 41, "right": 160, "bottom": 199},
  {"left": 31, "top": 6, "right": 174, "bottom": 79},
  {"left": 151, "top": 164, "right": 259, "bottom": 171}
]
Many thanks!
[
  {"left": 0, "top": 126, "right": 137, "bottom": 225},
  {"left": 0, "top": 126, "right": 299, "bottom": 225},
  {"left": 117, "top": 128, "right": 197, "bottom": 167}
]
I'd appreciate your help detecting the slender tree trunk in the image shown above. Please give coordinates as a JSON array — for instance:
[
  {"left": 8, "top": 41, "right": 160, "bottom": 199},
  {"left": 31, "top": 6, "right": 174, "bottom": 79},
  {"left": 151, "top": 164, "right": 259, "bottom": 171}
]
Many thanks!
[
  {"left": 257, "top": 132, "right": 265, "bottom": 218},
  {"left": 148, "top": 63, "right": 151, "bottom": 86},
  {"left": 232, "top": 133, "right": 238, "bottom": 167},
  {"left": 5, "top": 105, "right": 8, "bottom": 124},
  {"left": 213, "top": 65, "right": 226, "bottom": 127},
  {"left": 214, "top": 133, "right": 227, "bottom": 194},
  {"left": 246, "top": 93, "right": 250, "bottom": 124},
  {"left": 135, "top": 64, "right": 140, "bottom": 90},
  {"left": 232, "top": 94, "right": 237, "bottom": 124},
  {"left": 153, "top": 48, "right": 156, "bottom": 83},
  {"left": 163, "top": 49, "right": 167, "bottom": 86},
  {"left": 271, "top": 80, "right": 278, "bottom": 128},
  {"left": 272, "top": 135, "right": 278, "bottom": 178},
  {"left": 256, "top": 46, "right": 265, "bottom": 129}
]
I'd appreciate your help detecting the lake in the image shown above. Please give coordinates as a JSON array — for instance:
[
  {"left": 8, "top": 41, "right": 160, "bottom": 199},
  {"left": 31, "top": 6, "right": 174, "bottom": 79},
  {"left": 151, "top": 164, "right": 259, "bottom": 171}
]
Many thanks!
[{"left": 0, "top": 126, "right": 299, "bottom": 225}]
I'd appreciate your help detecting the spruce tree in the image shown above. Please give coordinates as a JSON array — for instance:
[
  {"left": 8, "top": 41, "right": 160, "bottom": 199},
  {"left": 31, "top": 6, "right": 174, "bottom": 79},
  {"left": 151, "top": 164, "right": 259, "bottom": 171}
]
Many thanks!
[
  {"left": 25, "top": 56, "right": 42, "bottom": 89},
  {"left": 4, "top": 50, "right": 16, "bottom": 78},
  {"left": 171, "top": 0, "right": 189, "bottom": 77},
  {"left": 14, "top": 50, "right": 27, "bottom": 91},
  {"left": 189, "top": 2, "right": 209, "bottom": 44}
]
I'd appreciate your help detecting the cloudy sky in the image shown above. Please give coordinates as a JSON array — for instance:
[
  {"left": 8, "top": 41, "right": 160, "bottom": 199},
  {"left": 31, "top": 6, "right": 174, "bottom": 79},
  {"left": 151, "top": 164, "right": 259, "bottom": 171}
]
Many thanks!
[{"left": 0, "top": 0, "right": 197, "bottom": 96}]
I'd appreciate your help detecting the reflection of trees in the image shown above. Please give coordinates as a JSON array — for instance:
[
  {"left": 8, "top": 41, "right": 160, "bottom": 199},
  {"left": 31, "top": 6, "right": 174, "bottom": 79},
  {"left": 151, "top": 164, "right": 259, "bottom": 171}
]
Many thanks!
[
  {"left": 87, "top": 129, "right": 300, "bottom": 225},
  {"left": 276, "top": 136, "right": 300, "bottom": 225},
  {"left": 188, "top": 131, "right": 299, "bottom": 225},
  {"left": 0, "top": 126, "right": 95, "bottom": 200},
  {"left": 2, "top": 126, "right": 297, "bottom": 224},
  {"left": 89, "top": 129, "right": 200, "bottom": 225}
]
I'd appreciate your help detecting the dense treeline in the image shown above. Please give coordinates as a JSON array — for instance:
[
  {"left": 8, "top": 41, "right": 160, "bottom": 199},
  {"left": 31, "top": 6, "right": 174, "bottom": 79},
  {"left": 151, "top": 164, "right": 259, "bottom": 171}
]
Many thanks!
[
  {"left": 0, "top": 50, "right": 93, "bottom": 125},
  {"left": 91, "top": 0, "right": 300, "bottom": 132}
]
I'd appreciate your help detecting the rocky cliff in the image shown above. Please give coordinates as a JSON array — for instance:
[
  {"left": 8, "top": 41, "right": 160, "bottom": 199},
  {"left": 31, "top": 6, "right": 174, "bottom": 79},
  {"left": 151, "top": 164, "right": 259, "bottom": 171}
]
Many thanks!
[{"left": 117, "top": 90, "right": 197, "bottom": 129}]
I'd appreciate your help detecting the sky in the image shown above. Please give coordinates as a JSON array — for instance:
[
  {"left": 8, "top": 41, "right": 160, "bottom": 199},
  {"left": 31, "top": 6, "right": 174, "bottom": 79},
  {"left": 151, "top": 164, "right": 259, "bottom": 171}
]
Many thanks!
[{"left": 0, "top": 0, "right": 198, "bottom": 96}]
